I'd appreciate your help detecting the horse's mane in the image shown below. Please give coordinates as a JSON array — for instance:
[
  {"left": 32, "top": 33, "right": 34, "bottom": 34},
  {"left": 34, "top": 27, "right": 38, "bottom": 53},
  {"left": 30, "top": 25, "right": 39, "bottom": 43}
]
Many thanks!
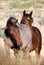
[{"left": 4, "top": 17, "right": 20, "bottom": 49}]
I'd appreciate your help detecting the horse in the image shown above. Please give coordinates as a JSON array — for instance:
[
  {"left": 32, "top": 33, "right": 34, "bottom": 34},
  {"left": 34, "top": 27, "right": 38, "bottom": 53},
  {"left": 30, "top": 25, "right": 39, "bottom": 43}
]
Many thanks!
[
  {"left": 3, "top": 17, "right": 20, "bottom": 56},
  {"left": 3, "top": 17, "right": 32, "bottom": 57},
  {"left": 9, "top": 23, "right": 32, "bottom": 51},
  {"left": 20, "top": 10, "right": 42, "bottom": 58}
]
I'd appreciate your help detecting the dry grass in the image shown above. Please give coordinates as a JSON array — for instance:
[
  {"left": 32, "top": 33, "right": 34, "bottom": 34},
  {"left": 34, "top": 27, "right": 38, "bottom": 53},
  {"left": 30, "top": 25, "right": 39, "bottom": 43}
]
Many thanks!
[
  {"left": 0, "top": 0, "right": 44, "bottom": 65},
  {"left": 0, "top": 33, "right": 44, "bottom": 65},
  {"left": 1, "top": 43, "right": 44, "bottom": 65}
]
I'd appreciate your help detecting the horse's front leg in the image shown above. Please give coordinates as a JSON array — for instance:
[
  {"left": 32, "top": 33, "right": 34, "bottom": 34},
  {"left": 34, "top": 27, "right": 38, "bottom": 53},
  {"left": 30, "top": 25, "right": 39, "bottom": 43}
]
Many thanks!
[
  {"left": 4, "top": 36, "right": 13, "bottom": 56},
  {"left": 4, "top": 43, "right": 10, "bottom": 56},
  {"left": 23, "top": 43, "right": 32, "bottom": 59},
  {"left": 13, "top": 48, "right": 18, "bottom": 58}
]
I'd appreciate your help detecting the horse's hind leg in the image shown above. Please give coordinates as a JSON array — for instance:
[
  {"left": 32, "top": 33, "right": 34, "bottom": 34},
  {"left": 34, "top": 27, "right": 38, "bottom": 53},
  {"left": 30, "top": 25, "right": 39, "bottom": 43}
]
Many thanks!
[
  {"left": 13, "top": 48, "right": 18, "bottom": 58},
  {"left": 35, "top": 45, "right": 41, "bottom": 65},
  {"left": 35, "top": 48, "right": 40, "bottom": 58},
  {"left": 35, "top": 37, "right": 42, "bottom": 58}
]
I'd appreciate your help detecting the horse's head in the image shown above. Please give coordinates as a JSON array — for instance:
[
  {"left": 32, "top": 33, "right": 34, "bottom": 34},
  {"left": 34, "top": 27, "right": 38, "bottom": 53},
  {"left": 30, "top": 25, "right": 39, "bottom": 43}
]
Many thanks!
[
  {"left": 21, "top": 10, "right": 33, "bottom": 27},
  {"left": 7, "top": 17, "right": 18, "bottom": 27},
  {"left": 3, "top": 17, "right": 20, "bottom": 50},
  {"left": 1, "top": 17, "right": 18, "bottom": 30}
]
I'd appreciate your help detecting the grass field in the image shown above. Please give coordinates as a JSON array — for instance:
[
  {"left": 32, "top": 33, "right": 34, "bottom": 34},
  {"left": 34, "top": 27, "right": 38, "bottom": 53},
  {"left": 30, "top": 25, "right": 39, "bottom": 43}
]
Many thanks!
[{"left": 0, "top": 0, "right": 44, "bottom": 65}]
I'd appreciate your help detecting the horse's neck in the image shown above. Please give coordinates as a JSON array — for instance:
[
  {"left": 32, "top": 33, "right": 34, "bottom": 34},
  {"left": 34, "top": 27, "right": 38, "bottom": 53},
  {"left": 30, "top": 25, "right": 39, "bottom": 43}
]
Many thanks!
[
  {"left": 25, "top": 23, "right": 32, "bottom": 30},
  {"left": 29, "top": 26, "right": 32, "bottom": 30}
]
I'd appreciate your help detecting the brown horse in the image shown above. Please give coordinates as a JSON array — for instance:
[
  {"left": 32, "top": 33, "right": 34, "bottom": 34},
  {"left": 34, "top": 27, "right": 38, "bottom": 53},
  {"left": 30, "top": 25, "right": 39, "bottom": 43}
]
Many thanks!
[
  {"left": 2, "top": 17, "right": 22, "bottom": 56},
  {"left": 8, "top": 20, "right": 32, "bottom": 51},
  {"left": 3, "top": 17, "right": 32, "bottom": 56},
  {"left": 20, "top": 10, "right": 42, "bottom": 57}
]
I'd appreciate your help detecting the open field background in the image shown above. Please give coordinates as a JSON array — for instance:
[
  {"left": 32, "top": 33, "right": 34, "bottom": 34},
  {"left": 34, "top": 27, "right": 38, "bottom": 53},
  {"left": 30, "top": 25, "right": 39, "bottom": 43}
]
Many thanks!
[{"left": 0, "top": 0, "right": 44, "bottom": 65}]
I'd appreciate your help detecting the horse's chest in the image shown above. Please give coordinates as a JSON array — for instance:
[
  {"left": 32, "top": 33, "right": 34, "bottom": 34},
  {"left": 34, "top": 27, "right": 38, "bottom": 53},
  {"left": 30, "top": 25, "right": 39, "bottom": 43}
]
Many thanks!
[{"left": 18, "top": 24, "right": 32, "bottom": 49}]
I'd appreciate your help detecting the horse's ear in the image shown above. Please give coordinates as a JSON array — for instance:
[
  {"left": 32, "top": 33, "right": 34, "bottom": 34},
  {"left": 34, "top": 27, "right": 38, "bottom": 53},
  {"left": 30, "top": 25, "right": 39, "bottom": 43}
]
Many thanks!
[
  {"left": 29, "top": 11, "right": 33, "bottom": 16},
  {"left": 23, "top": 10, "right": 26, "bottom": 15}
]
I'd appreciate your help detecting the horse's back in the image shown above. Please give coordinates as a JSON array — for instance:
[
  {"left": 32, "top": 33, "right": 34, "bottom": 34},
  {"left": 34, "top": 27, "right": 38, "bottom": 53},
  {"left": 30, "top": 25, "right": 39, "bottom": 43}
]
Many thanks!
[
  {"left": 32, "top": 26, "right": 42, "bottom": 42},
  {"left": 32, "top": 26, "right": 42, "bottom": 53}
]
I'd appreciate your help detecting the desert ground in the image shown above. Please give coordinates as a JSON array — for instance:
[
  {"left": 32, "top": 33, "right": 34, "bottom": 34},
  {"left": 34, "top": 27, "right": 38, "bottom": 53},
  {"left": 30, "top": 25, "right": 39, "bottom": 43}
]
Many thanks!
[{"left": 0, "top": 0, "right": 44, "bottom": 65}]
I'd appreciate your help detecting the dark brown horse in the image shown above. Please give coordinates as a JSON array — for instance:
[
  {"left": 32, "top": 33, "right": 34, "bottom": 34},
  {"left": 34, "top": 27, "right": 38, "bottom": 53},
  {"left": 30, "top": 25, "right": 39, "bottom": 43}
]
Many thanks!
[
  {"left": 8, "top": 20, "right": 32, "bottom": 51},
  {"left": 2, "top": 17, "right": 21, "bottom": 55},
  {"left": 20, "top": 10, "right": 42, "bottom": 57}
]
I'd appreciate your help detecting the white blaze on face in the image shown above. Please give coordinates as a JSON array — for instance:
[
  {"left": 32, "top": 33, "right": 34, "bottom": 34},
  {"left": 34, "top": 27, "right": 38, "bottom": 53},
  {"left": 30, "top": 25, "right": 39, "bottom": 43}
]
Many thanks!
[
  {"left": 17, "top": 24, "right": 32, "bottom": 50},
  {"left": 27, "top": 17, "right": 30, "bottom": 20}
]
